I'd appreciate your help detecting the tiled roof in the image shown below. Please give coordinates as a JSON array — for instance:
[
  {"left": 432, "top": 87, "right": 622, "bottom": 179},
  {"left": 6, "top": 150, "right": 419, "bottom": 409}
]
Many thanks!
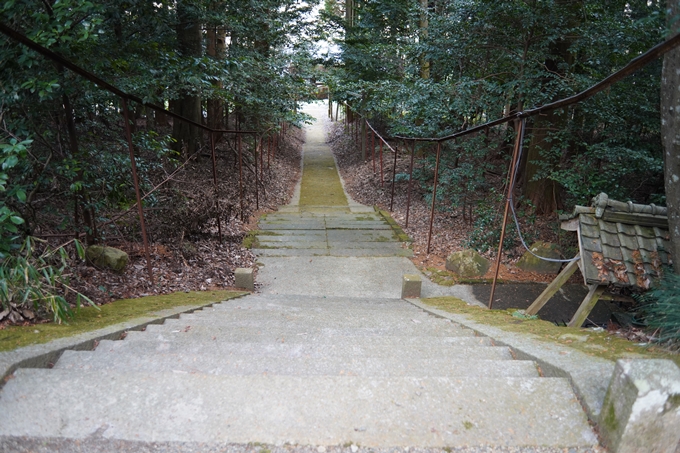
[{"left": 561, "top": 193, "right": 671, "bottom": 290}]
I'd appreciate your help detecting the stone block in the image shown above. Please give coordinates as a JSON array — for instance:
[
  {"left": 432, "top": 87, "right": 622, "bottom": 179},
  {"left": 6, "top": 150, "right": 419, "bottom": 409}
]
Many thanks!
[
  {"left": 401, "top": 274, "right": 421, "bottom": 299},
  {"left": 445, "top": 249, "right": 490, "bottom": 278},
  {"left": 85, "top": 245, "right": 128, "bottom": 273},
  {"left": 599, "top": 359, "right": 680, "bottom": 453},
  {"left": 516, "top": 241, "right": 562, "bottom": 274},
  {"left": 234, "top": 268, "right": 254, "bottom": 291}
]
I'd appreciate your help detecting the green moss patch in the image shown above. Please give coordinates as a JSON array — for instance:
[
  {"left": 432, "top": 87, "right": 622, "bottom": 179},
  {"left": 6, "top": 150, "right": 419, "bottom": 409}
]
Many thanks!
[
  {"left": 299, "top": 152, "right": 347, "bottom": 207},
  {"left": 422, "top": 268, "right": 506, "bottom": 286},
  {"left": 0, "top": 290, "right": 246, "bottom": 352},
  {"left": 242, "top": 230, "right": 280, "bottom": 249},
  {"left": 421, "top": 296, "right": 680, "bottom": 366},
  {"left": 376, "top": 208, "right": 411, "bottom": 243}
]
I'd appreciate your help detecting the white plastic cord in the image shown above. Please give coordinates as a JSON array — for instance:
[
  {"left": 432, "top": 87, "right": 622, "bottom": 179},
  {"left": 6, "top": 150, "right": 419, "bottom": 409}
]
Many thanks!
[{"left": 508, "top": 118, "right": 580, "bottom": 263}]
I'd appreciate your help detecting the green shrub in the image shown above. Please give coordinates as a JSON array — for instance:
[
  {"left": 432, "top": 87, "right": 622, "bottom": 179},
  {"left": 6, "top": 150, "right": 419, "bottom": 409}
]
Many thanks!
[
  {"left": 638, "top": 271, "right": 680, "bottom": 349},
  {"left": 0, "top": 238, "right": 96, "bottom": 324},
  {"left": 465, "top": 190, "right": 517, "bottom": 254}
]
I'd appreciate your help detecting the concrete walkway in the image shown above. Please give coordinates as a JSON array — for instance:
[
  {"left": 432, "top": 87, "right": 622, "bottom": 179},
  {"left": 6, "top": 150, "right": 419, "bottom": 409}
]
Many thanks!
[{"left": 0, "top": 102, "right": 603, "bottom": 452}]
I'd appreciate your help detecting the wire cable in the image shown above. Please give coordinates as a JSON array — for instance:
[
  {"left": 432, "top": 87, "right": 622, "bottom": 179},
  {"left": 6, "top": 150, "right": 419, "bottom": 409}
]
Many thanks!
[{"left": 508, "top": 118, "right": 580, "bottom": 263}]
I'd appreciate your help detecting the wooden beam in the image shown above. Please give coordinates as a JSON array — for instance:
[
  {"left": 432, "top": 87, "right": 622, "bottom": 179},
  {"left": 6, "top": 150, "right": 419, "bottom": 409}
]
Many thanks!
[
  {"left": 525, "top": 257, "right": 581, "bottom": 316},
  {"left": 568, "top": 284, "right": 606, "bottom": 328}
]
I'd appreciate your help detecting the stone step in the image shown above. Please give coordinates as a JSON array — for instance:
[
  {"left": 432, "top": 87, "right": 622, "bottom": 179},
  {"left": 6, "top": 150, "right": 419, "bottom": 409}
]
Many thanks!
[
  {"left": 85, "top": 336, "right": 506, "bottom": 360},
  {"left": 96, "top": 333, "right": 513, "bottom": 361},
  {"left": 141, "top": 317, "right": 472, "bottom": 337},
  {"left": 209, "top": 295, "right": 423, "bottom": 311},
  {"left": 179, "top": 304, "right": 442, "bottom": 321},
  {"left": 138, "top": 326, "right": 478, "bottom": 343},
  {"left": 55, "top": 350, "right": 537, "bottom": 377},
  {"left": 254, "top": 248, "right": 412, "bottom": 257},
  {"left": 119, "top": 328, "right": 482, "bottom": 345},
  {"left": 0, "top": 369, "right": 598, "bottom": 448},
  {"left": 256, "top": 241, "right": 404, "bottom": 250},
  {"left": 89, "top": 334, "right": 495, "bottom": 356}
]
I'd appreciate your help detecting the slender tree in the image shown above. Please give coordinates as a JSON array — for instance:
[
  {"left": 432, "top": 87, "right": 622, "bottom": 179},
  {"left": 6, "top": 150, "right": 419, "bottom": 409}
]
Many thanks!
[{"left": 662, "top": 0, "right": 680, "bottom": 271}]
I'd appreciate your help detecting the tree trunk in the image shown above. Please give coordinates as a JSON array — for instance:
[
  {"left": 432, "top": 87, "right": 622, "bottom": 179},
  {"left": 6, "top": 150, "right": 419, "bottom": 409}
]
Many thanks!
[
  {"left": 662, "top": 0, "right": 680, "bottom": 272},
  {"left": 419, "top": 0, "right": 430, "bottom": 79},
  {"left": 173, "top": 1, "right": 203, "bottom": 157},
  {"left": 345, "top": 0, "right": 354, "bottom": 27},
  {"left": 207, "top": 14, "right": 226, "bottom": 131},
  {"left": 522, "top": 111, "right": 562, "bottom": 214}
]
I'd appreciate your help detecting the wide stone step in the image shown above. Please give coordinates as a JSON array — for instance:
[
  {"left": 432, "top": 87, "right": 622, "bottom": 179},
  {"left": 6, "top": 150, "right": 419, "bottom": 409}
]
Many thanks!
[
  {"left": 55, "top": 350, "right": 537, "bottom": 377},
  {"left": 0, "top": 369, "right": 597, "bottom": 448},
  {"left": 252, "top": 247, "right": 413, "bottom": 254},
  {"left": 211, "top": 295, "right": 422, "bottom": 311},
  {"left": 177, "top": 306, "right": 443, "bottom": 323},
  {"left": 119, "top": 329, "right": 482, "bottom": 346},
  {"left": 119, "top": 328, "right": 481, "bottom": 346},
  {"left": 141, "top": 319, "right": 471, "bottom": 338},
  {"left": 80, "top": 335, "right": 514, "bottom": 361},
  {"left": 88, "top": 334, "right": 494, "bottom": 355},
  {"left": 76, "top": 336, "right": 508, "bottom": 360}
]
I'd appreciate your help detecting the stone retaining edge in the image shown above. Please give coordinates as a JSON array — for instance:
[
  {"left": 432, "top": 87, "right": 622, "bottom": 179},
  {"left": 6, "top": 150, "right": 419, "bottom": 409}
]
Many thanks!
[
  {"left": 0, "top": 294, "right": 248, "bottom": 390},
  {"left": 406, "top": 298, "right": 615, "bottom": 424}
]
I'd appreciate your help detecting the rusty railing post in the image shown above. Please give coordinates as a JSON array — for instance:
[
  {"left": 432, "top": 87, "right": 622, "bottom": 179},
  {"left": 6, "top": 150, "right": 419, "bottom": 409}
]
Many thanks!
[
  {"left": 254, "top": 135, "right": 259, "bottom": 210},
  {"left": 488, "top": 119, "right": 526, "bottom": 309},
  {"left": 405, "top": 140, "right": 416, "bottom": 228},
  {"left": 210, "top": 131, "right": 223, "bottom": 243},
  {"left": 390, "top": 141, "right": 398, "bottom": 211},
  {"left": 426, "top": 142, "right": 442, "bottom": 255},
  {"left": 371, "top": 128, "right": 376, "bottom": 174},
  {"left": 379, "top": 138, "right": 384, "bottom": 187},
  {"left": 238, "top": 133, "right": 244, "bottom": 221},
  {"left": 121, "top": 98, "right": 154, "bottom": 284}
]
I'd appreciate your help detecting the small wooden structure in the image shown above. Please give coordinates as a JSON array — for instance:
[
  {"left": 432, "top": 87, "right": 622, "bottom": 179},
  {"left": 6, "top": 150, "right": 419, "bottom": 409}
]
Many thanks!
[{"left": 526, "top": 193, "right": 671, "bottom": 327}]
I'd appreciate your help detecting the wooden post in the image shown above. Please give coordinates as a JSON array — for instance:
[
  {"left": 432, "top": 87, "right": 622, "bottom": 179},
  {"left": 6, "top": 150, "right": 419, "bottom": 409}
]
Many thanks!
[
  {"left": 568, "top": 284, "right": 606, "bottom": 328},
  {"left": 525, "top": 257, "right": 581, "bottom": 316}
]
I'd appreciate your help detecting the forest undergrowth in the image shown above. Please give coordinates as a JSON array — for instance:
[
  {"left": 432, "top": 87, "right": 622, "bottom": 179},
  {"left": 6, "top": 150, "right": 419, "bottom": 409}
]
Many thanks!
[
  {"left": 328, "top": 120, "right": 580, "bottom": 285},
  {"left": 0, "top": 125, "right": 302, "bottom": 328}
]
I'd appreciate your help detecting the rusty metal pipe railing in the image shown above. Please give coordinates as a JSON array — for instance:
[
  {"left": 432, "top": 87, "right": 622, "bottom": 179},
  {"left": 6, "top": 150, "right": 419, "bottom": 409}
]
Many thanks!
[
  {"left": 390, "top": 143, "right": 398, "bottom": 211},
  {"left": 371, "top": 125, "right": 376, "bottom": 174},
  {"left": 426, "top": 142, "right": 442, "bottom": 255},
  {"left": 379, "top": 139, "right": 384, "bottom": 187},
  {"left": 209, "top": 132, "right": 223, "bottom": 243},
  {"left": 405, "top": 140, "right": 416, "bottom": 229},
  {"left": 0, "top": 24, "right": 257, "bottom": 136},
  {"left": 488, "top": 119, "right": 526, "bottom": 309},
  {"left": 392, "top": 32, "right": 680, "bottom": 144},
  {"left": 121, "top": 98, "right": 154, "bottom": 284},
  {"left": 238, "top": 134, "right": 244, "bottom": 221}
]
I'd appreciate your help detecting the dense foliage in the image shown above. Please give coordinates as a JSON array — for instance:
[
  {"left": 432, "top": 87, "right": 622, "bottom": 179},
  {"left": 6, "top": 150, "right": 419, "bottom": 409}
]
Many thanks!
[
  {"left": 322, "top": 0, "right": 666, "bottom": 215},
  {"left": 0, "top": 0, "right": 319, "bottom": 242},
  {"left": 0, "top": 0, "right": 320, "bottom": 321},
  {"left": 638, "top": 270, "right": 680, "bottom": 349}
]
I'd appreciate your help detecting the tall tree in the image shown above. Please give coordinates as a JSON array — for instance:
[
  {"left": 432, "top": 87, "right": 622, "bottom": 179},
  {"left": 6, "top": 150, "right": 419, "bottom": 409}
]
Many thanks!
[
  {"left": 172, "top": 0, "right": 203, "bottom": 156},
  {"left": 662, "top": 0, "right": 680, "bottom": 272}
]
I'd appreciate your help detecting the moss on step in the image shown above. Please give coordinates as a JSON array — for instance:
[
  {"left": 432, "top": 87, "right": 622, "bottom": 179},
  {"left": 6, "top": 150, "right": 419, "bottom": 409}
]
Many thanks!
[
  {"left": 299, "top": 152, "right": 347, "bottom": 207},
  {"left": 0, "top": 291, "right": 246, "bottom": 352},
  {"left": 422, "top": 267, "right": 508, "bottom": 286},
  {"left": 242, "top": 230, "right": 281, "bottom": 249},
  {"left": 421, "top": 296, "right": 680, "bottom": 367},
  {"left": 376, "top": 208, "right": 411, "bottom": 243}
]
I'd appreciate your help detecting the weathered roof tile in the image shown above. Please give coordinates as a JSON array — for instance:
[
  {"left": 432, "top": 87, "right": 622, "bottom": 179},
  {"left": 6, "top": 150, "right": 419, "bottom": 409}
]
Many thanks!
[{"left": 567, "top": 194, "right": 671, "bottom": 290}]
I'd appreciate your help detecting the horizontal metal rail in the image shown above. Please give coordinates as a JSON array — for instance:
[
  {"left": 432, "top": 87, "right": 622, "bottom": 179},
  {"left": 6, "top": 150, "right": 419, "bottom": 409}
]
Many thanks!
[
  {"left": 392, "top": 32, "right": 680, "bottom": 143},
  {"left": 0, "top": 23, "right": 257, "bottom": 135}
]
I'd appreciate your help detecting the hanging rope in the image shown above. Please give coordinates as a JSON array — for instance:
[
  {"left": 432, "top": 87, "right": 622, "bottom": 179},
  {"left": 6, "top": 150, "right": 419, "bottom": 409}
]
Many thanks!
[{"left": 507, "top": 118, "right": 580, "bottom": 263}]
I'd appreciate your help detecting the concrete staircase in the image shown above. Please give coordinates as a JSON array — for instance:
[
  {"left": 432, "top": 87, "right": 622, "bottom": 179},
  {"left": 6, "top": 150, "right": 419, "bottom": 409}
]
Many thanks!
[
  {"left": 0, "top": 294, "right": 597, "bottom": 448},
  {"left": 0, "top": 102, "right": 599, "bottom": 451},
  {"left": 253, "top": 211, "right": 412, "bottom": 257}
]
